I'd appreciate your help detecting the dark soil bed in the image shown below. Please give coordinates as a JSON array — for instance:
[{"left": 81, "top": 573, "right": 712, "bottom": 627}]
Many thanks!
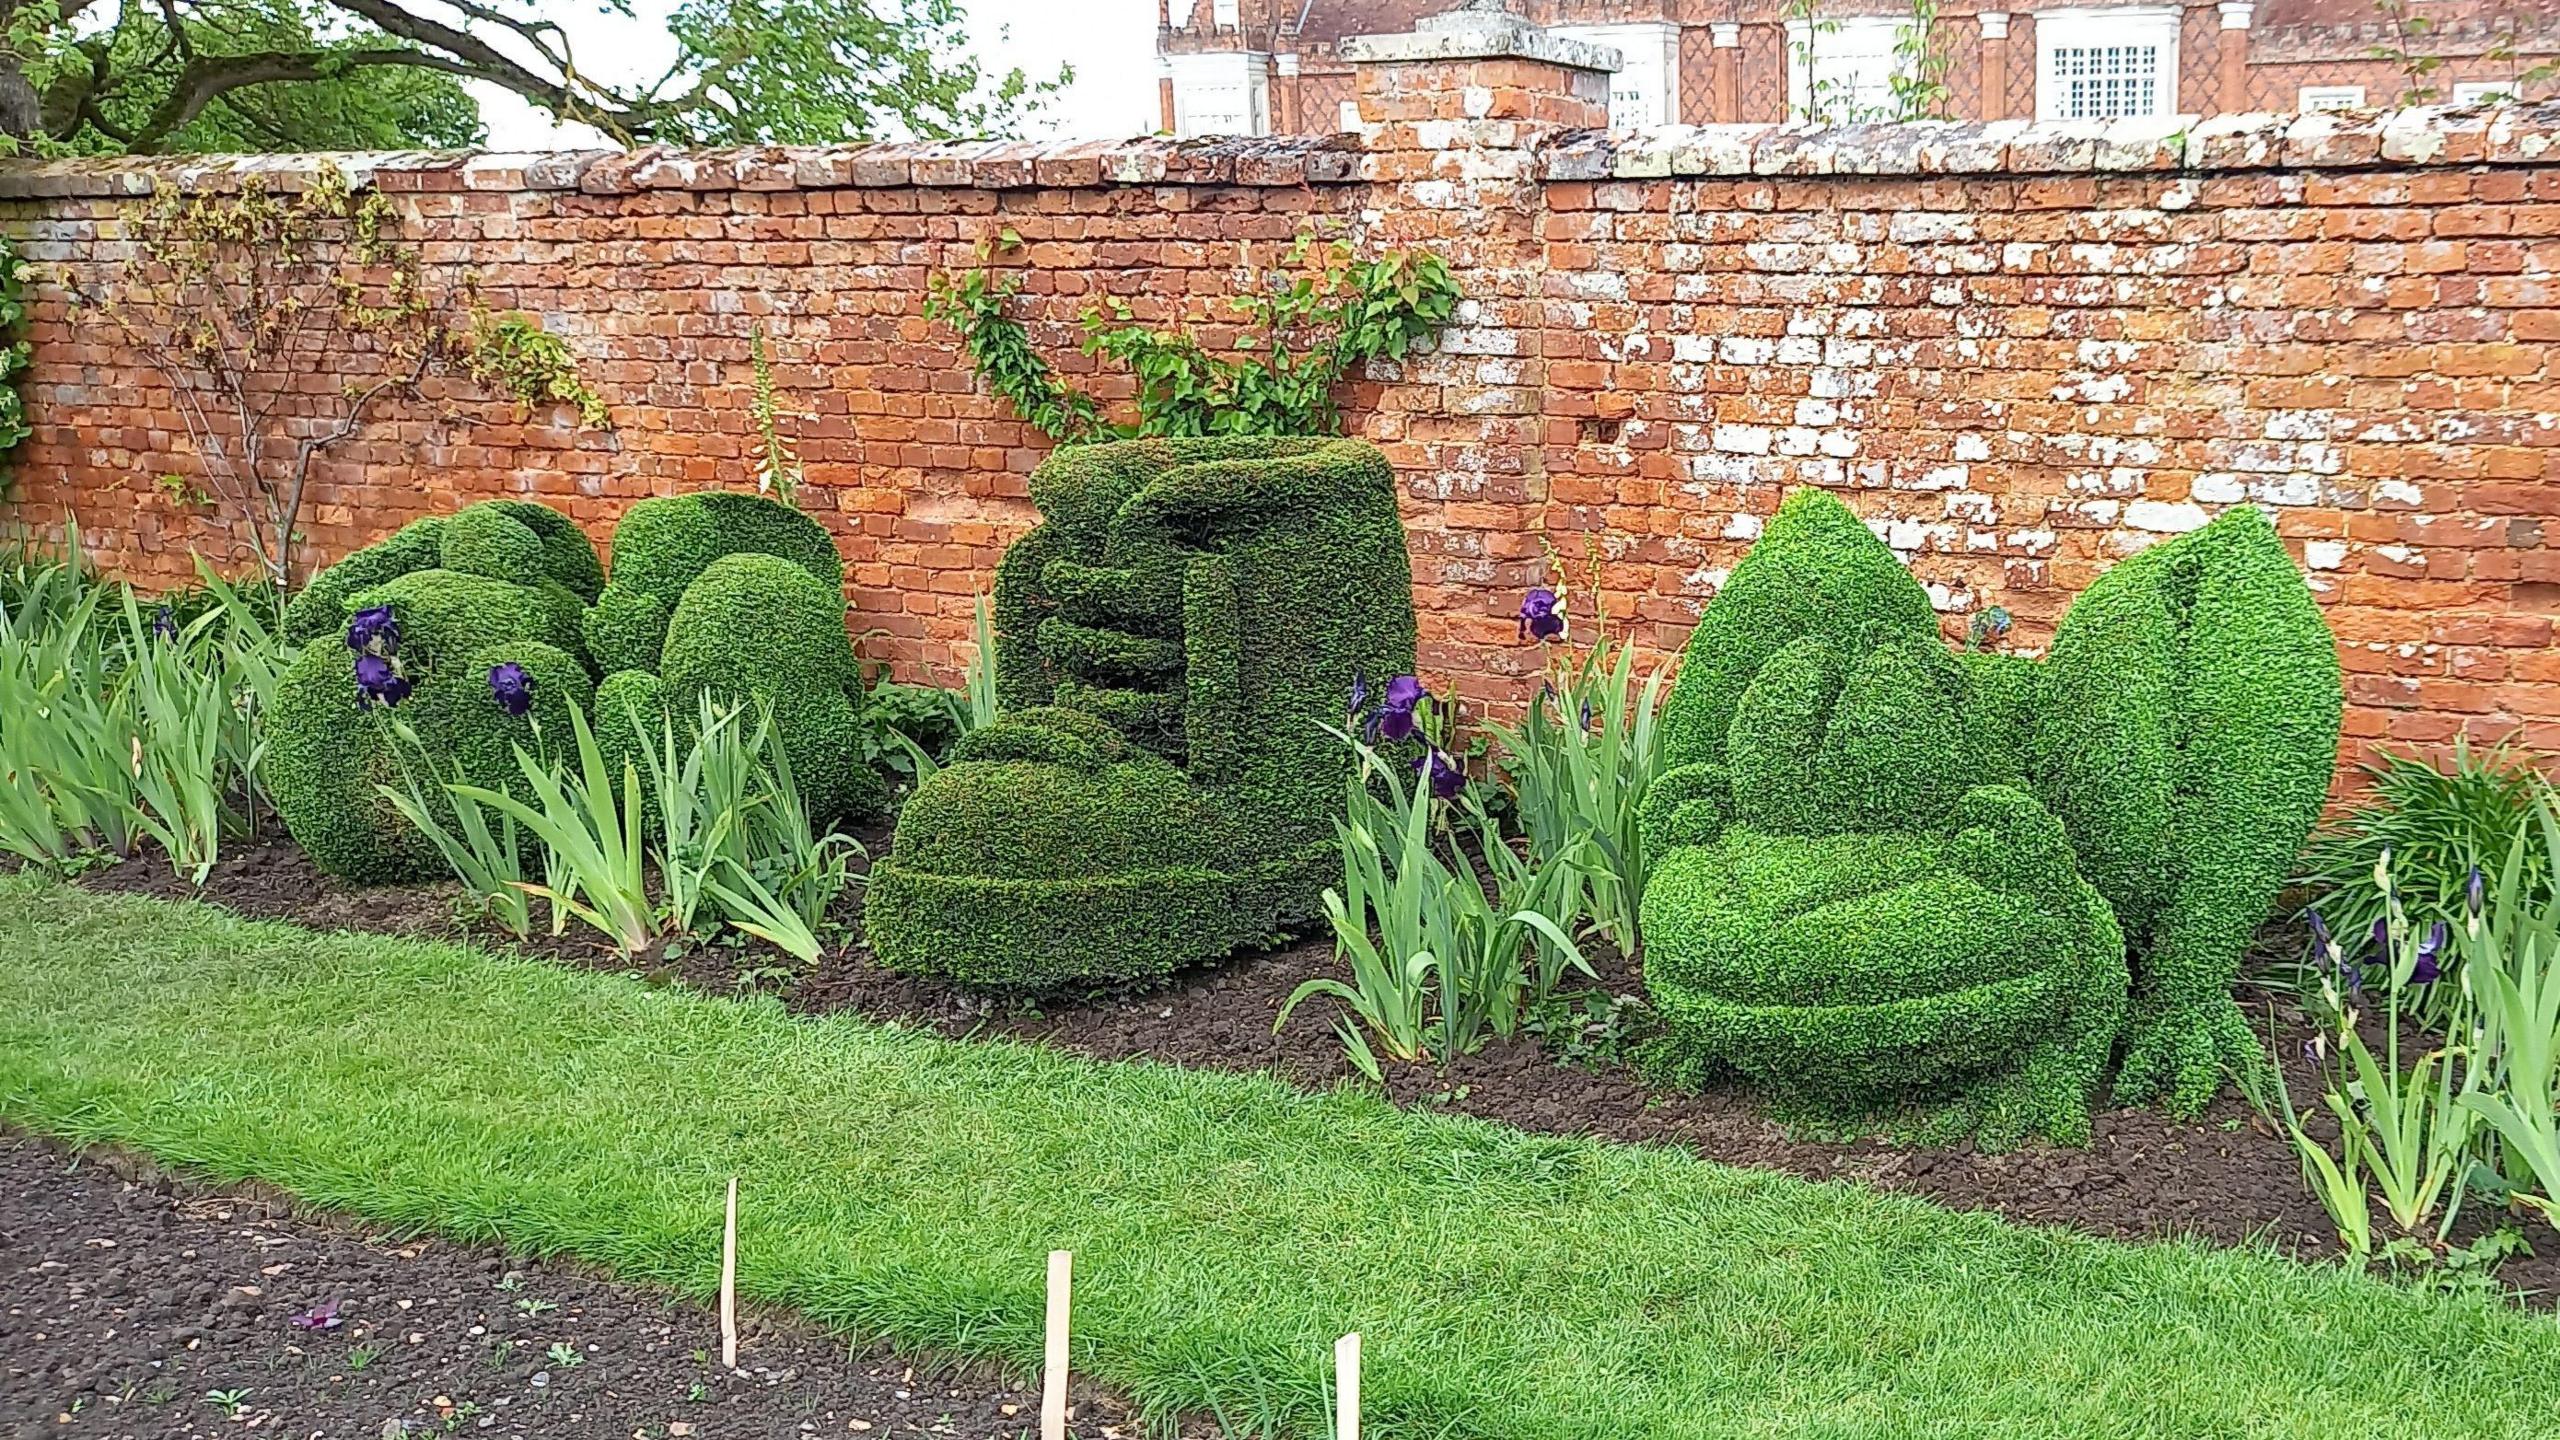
[
  {"left": 0, "top": 1135, "right": 1195, "bottom": 1440},
  {"left": 66, "top": 838, "right": 2560, "bottom": 1298}
]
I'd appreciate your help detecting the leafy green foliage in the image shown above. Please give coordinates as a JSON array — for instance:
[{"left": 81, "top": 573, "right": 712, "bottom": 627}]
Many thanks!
[
  {"left": 0, "top": 231, "right": 30, "bottom": 470},
  {"left": 868, "top": 438, "right": 1418, "bottom": 989},
  {"left": 2041, "top": 505, "right": 2343, "bottom": 1116},
  {"left": 1786, "top": 0, "right": 1955, "bottom": 122},
  {"left": 927, "top": 231, "right": 1460, "bottom": 442},
  {"left": 2255, "top": 816, "right": 2560, "bottom": 1274},
  {"left": 629, "top": 692, "right": 856, "bottom": 962},
  {"left": 466, "top": 311, "right": 611, "bottom": 430},
  {"left": 266, "top": 507, "right": 599, "bottom": 882},
  {"left": 1280, "top": 729, "right": 1594, "bottom": 1080},
  {"left": 583, "top": 491, "right": 842, "bottom": 675},
  {"left": 655, "top": 551, "right": 883, "bottom": 829},
  {"left": 1484, "top": 633, "right": 1670, "bottom": 953},
  {"left": 459, "top": 705, "right": 659, "bottom": 957},
  {"left": 8, "top": 0, "right": 483, "bottom": 154},
  {"left": 2299, "top": 740, "right": 2552, "bottom": 1028},
  {"left": 380, "top": 754, "right": 538, "bottom": 940},
  {"left": 68, "top": 167, "right": 599, "bottom": 591},
  {"left": 0, "top": 554, "right": 282, "bottom": 881},
  {"left": 0, "top": 0, "right": 1051, "bottom": 154}
]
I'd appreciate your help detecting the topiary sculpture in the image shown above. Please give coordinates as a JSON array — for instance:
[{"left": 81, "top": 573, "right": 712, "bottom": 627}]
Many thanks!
[
  {"left": 273, "top": 490, "right": 895, "bottom": 882},
  {"left": 865, "top": 436, "right": 1418, "bottom": 990},
  {"left": 583, "top": 492, "right": 885, "bottom": 828},
  {"left": 581, "top": 490, "right": 844, "bottom": 675},
  {"left": 1638, "top": 488, "right": 2341, "bottom": 1140},
  {"left": 267, "top": 501, "right": 598, "bottom": 881},
  {"left": 2038, "top": 506, "right": 2342, "bottom": 1116}
]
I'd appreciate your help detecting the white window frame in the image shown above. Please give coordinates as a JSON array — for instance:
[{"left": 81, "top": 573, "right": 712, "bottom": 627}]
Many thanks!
[
  {"left": 2453, "top": 81, "right": 2518, "bottom": 105},
  {"left": 1786, "top": 15, "right": 1914, "bottom": 123},
  {"left": 1166, "top": 52, "right": 1270, "bottom": 138},
  {"left": 1547, "top": 21, "right": 1680, "bottom": 127},
  {"left": 2297, "top": 84, "right": 2366, "bottom": 112},
  {"left": 1212, "top": 0, "right": 1240, "bottom": 27},
  {"left": 2034, "top": 6, "right": 2181, "bottom": 121}
]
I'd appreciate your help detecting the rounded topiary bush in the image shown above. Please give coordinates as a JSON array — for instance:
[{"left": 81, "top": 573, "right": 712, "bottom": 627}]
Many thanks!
[
  {"left": 280, "top": 517, "right": 444, "bottom": 646},
  {"left": 2037, "top": 505, "right": 2343, "bottom": 1115},
  {"left": 584, "top": 492, "right": 840, "bottom": 674},
  {"left": 268, "top": 510, "right": 599, "bottom": 882},
  {"left": 657, "top": 551, "right": 884, "bottom": 826}
]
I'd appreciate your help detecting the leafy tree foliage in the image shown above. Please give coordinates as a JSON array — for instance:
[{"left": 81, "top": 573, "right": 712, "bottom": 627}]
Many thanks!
[{"left": 0, "top": 0, "right": 1050, "bottom": 154}]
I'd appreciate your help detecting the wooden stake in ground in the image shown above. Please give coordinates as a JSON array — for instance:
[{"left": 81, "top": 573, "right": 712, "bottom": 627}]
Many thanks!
[
  {"left": 720, "top": 1177, "right": 739, "bottom": 1369},
  {"left": 1335, "top": 1332, "right": 1360, "bottom": 1440},
  {"left": 1041, "top": 1249, "right": 1071, "bottom": 1440}
]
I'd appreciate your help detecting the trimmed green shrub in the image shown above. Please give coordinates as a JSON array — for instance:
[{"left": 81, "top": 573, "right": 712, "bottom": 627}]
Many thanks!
[
  {"left": 438, "top": 503, "right": 548, "bottom": 583},
  {"left": 583, "top": 491, "right": 839, "bottom": 674},
  {"left": 654, "top": 551, "right": 884, "bottom": 828},
  {"left": 1655, "top": 488, "right": 1939, "bottom": 788},
  {"left": 1643, "top": 785, "right": 2125, "bottom": 1148},
  {"left": 267, "top": 559, "right": 594, "bottom": 882},
  {"left": 279, "top": 517, "right": 443, "bottom": 646},
  {"left": 869, "top": 436, "right": 1417, "bottom": 989},
  {"left": 1640, "top": 488, "right": 2341, "bottom": 1135},
  {"left": 2039, "top": 506, "right": 2343, "bottom": 1115},
  {"left": 483, "top": 500, "right": 605, "bottom": 602}
]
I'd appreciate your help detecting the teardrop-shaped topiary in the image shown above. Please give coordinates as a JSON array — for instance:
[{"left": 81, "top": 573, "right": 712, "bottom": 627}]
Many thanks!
[{"left": 1656, "top": 488, "right": 1940, "bottom": 792}]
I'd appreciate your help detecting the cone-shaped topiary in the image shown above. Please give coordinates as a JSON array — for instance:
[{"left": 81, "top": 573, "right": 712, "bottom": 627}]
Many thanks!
[
  {"left": 867, "top": 436, "right": 1418, "bottom": 990},
  {"left": 2039, "top": 506, "right": 2343, "bottom": 1116}
]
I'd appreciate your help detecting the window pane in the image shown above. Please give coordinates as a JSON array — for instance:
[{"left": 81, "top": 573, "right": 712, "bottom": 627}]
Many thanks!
[{"left": 2050, "top": 43, "right": 2158, "bottom": 120}]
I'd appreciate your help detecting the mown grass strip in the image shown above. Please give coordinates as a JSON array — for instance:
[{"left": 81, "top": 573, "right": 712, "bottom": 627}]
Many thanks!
[{"left": 3, "top": 873, "right": 2557, "bottom": 1439}]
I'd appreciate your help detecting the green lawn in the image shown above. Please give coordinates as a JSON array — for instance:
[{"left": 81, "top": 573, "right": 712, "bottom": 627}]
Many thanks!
[{"left": 3, "top": 874, "right": 2556, "bottom": 1439}]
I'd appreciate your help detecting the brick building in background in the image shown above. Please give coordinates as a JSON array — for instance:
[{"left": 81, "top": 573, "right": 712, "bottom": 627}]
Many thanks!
[{"left": 1156, "top": 0, "right": 2560, "bottom": 134}]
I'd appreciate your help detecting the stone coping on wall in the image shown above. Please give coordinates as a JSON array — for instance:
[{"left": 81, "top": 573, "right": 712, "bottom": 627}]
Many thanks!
[{"left": 0, "top": 101, "right": 2552, "bottom": 201}]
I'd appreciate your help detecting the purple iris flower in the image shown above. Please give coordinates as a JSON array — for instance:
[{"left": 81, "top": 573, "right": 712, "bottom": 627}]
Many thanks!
[
  {"left": 345, "top": 604, "right": 400, "bottom": 655},
  {"left": 2306, "top": 910, "right": 2332, "bottom": 958},
  {"left": 1371, "top": 675, "right": 1426, "bottom": 743},
  {"left": 2411, "top": 921, "right": 2447, "bottom": 986},
  {"left": 1518, "top": 587, "right": 1565, "bottom": 643},
  {"left": 1346, "top": 671, "right": 1370, "bottom": 729},
  {"left": 2469, "top": 866, "right": 2486, "bottom": 921},
  {"left": 151, "top": 604, "right": 177, "bottom": 643},
  {"left": 488, "top": 662, "right": 534, "bottom": 718},
  {"left": 1416, "top": 746, "right": 1464, "bottom": 800},
  {"left": 1579, "top": 698, "right": 1595, "bottom": 733},
  {"left": 288, "top": 1299, "right": 343, "bottom": 1331},
  {"left": 354, "top": 653, "right": 411, "bottom": 710}
]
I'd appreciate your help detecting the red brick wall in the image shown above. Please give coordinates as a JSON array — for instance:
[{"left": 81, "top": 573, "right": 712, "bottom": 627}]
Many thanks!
[{"left": 4, "top": 100, "right": 2559, "bottom": 783}]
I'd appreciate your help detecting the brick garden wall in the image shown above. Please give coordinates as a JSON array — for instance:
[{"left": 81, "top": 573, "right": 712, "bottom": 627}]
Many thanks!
[{"left": 4, "top": 93, "right": 2560, "bottom": 781}]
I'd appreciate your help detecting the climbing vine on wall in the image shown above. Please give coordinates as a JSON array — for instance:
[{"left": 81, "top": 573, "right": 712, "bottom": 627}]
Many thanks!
[
  {"left": 65, "top": 164, "right": 606, "bottom": 592},
  {"left": 0, "top": 232, "right": 32, "bottom": 483},
  {"left": 925, "top": 228, "right": 1459, "bottom": 442}
]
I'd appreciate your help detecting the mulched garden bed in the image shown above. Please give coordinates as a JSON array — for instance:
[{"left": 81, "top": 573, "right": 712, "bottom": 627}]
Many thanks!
[
  {"left": 70, "top": 837, "right": 2560, "bottom": 1298},
  {"left": 0, "top": 1135, "right": 1198, "bottom": 1440}
]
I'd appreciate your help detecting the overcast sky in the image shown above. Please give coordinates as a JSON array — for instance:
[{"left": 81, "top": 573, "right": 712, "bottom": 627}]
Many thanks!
[{"left": 468, "top": 0, "right": 1164, "bottom": 150}]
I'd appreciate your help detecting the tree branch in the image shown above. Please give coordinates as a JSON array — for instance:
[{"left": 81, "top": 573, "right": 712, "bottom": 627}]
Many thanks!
[
  {"left": 318, "top": 0, "right": 669, "bottom": 139},
  {"left": 132, "top": 45, "right": 471, "bottom": 145}
]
